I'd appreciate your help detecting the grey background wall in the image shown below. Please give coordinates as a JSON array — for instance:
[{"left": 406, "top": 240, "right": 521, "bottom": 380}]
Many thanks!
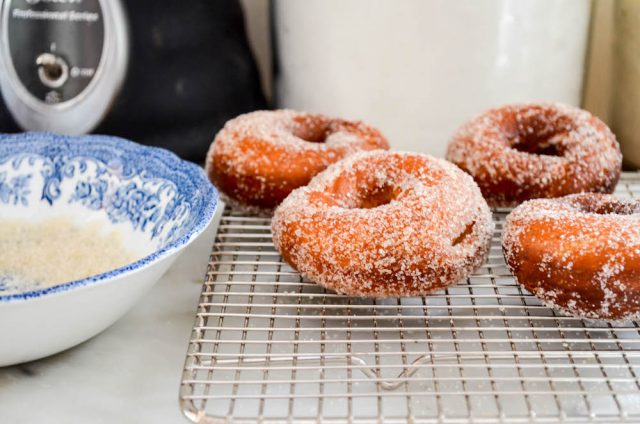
[
  {"left": 240, "top": 0, "right": 272, "bottom": 102},
  {"left": 583, "top": 0, "right": 613, "bottom": 124}
]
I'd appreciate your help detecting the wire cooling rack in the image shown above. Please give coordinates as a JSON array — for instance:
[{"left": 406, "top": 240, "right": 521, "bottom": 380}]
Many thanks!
[{"left": 180, "top": 173, "right": 640, "bottom": 424}]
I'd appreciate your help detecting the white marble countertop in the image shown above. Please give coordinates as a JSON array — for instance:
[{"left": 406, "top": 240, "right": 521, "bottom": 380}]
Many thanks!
[{"left": 0, "top": 209, "right": 221, "bottom": 424}]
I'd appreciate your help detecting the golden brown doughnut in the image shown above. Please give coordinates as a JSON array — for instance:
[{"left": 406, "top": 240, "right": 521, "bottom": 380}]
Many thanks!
[
  {"left": 206, "top": 110, "right": 389, "bottom": 213},
  {"left": 272, "top": 150, "right": 494, "bottom": 298},
  {"left": 503, "top": 193, "right": 640, "bottom": 321},
  {"left": 447, "top": 103, "right": 622, "bottom": 207}
]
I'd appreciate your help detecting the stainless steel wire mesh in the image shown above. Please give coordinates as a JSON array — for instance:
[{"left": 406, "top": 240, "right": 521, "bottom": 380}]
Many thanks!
[{"left": 180, "top": 173, "right": 640, "bottom": 423}]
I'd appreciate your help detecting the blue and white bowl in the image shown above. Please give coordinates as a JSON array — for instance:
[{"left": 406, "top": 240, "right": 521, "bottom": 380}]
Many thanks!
[{"left": 0, "top": 133, "right": 218, "bottom": 366}]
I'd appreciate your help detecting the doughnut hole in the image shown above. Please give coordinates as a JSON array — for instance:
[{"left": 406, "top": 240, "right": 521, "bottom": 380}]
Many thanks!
[
  {"left": 356, "top": 183, "right": 400, "bottom": 209},
  {"left": 318, "top": 172, "right": 403, "bottom": 210},
  {"left": 511, "top": 137, "right": 562, "bottom": 156},
  {"left": 292, "top": 116, "right": 332, "bottom": 143},
  {"left": 292, "top": 116, "right": 380, "bottom": 147},
  {"left": 569, "top": 194, "right": 640, "bottom": 215},
  {"left": 504, "top": 107, "right": 573, "bottom": 157},
  {"left": 586, "top": 202, "right": 637, "bottom": 215}
]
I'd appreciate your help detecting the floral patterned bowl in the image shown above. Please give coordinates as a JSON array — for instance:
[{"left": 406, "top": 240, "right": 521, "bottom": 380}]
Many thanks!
[{"left": 0, "top": 133, "right": 217, "bottom": 366}]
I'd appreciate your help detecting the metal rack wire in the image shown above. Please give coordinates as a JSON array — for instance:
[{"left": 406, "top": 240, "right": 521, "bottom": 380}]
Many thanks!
[{"left": 180, "top": 173, "right": 640, "bottom": 423}]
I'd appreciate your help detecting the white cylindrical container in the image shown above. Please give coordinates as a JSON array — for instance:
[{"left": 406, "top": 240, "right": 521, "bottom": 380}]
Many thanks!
[{"left": 273, "top": 0, "right": 591, "bottom": 157}]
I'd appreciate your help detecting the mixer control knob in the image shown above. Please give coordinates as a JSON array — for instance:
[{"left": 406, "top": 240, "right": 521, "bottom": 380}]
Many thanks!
[{"left": 36, "top": 53, "right": 69, "bottom": 89}]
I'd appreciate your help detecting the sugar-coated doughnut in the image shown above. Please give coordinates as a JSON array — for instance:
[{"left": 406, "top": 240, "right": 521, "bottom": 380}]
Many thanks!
[
  {"left": 272, "top": 150, "right": 494, "bottom": 298},
  {"left": 446, "top": 103, "right": 622, "bottom": 207},
  {"left": 206, "top": 110, "right": 389, "bottom": 213},
  {"left": 503, "top": 193, "right": 640, "bottom": 321}
]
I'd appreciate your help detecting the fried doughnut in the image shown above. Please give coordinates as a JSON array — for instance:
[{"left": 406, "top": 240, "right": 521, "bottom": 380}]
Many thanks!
[
  {"left": 503, "top": 193, "right": 640, "bottom": 321},
  {"left": 206, "top": 110, "right": 389, "bottom": 213},
  {"left": 446, "top": 103, "right": 622, "bottom": 207},
  {"left": 272, "top": 150, "right": 494, "bottom": 298}
]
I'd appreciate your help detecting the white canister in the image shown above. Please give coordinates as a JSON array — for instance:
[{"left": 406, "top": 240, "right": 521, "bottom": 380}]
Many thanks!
[{"left": 273, "top": 0, "right": 591, "bottom": 157}]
